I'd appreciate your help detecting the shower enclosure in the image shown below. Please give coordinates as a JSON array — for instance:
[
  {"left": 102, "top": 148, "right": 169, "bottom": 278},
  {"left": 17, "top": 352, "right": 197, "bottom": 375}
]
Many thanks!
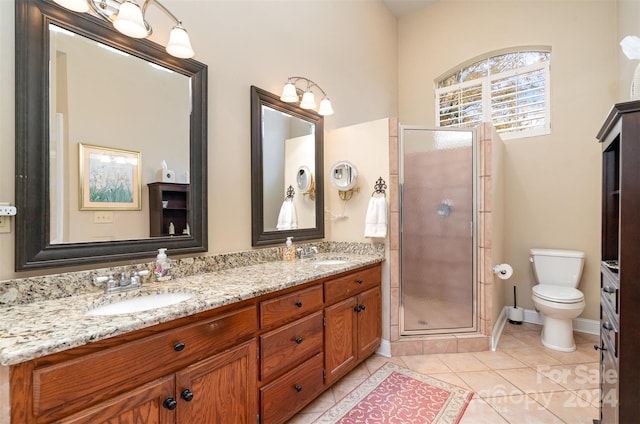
[{"left": 400, "top": 127, "right": 477, "bottom": 335}]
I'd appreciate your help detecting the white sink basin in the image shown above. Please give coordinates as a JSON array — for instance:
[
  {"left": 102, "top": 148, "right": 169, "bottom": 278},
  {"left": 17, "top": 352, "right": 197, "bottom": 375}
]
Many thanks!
[
  {"left": 311, "top": 259, "right": 349, "bottom": 265},
  {"left": 87, "top": 292, "right": 193, "bottom": 316}
]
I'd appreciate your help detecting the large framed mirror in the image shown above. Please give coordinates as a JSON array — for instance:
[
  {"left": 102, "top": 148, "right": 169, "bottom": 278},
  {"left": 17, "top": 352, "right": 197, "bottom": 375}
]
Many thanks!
[
  {"left": 250, "top": 86, "right": 324, "bottom": 246},
  {"left": 15, "top": 0, "right": 208, "bottom": 270}
]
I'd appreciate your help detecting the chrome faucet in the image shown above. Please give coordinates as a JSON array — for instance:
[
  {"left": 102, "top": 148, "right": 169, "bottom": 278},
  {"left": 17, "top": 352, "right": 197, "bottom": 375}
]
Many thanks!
[
  {"left": 97, "top": 270, "right": 149, "bottom": 294},
  {"left": 297, "top": 245, "right": 319, "bottom": 260}
]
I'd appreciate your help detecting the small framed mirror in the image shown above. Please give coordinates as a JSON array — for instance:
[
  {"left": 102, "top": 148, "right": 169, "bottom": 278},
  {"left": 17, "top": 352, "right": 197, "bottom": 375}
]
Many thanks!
[
  {"left": 329, "top": 161, "right": 358, "bottom": 191},
  {"left": 297, "top": 166, "right": 312, "bottom": 192}
]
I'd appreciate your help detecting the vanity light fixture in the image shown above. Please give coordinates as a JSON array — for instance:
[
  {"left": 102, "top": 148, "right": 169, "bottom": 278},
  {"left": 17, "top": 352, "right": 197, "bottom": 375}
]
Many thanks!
[
  {"left": 280, "top": 77, "right": 334, "bottom": 116},
  {"left": 51, "top": 0, "right": 195, "bottom": 59}
]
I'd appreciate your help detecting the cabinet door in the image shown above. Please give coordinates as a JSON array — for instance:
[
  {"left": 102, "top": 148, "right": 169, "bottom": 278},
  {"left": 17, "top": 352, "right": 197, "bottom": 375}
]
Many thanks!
[
  {"left": 357, "top": 287, "right": 381, "bottom": 359},
  {"left": 324, "top": 296, "right": 358, "bottom": 386},
  {"left": 175, "top": 340, "right": 257, "bottom": 424},
  {"left": 60, "top": 376, "right": 175, "bottom": 424}
]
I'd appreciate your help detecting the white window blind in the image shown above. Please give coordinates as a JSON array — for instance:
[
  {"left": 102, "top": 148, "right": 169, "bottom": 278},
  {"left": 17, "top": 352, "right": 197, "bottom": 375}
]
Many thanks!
[{"left": 436, "top": 51, "right": 551, "bottom": 140}]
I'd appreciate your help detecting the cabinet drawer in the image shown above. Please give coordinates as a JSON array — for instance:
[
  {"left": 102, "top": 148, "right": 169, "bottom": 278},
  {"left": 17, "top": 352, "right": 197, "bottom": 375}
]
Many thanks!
[
  {"left": 33, "top": 306, "right": 258, "bottom": 420},
  {"left": 601, "top": 302, "right": 618, "bottom": 358},
  {"left": 260, "top": 285, "right": 323, "bottom": 328},
  {"left": 260, "top": 311, "right": 323, "bottom": 381},
  {"left": 260, "top": 353, "right": 324, "bottom": 424},
  {"left": 601, "top": 272, "right": 619, "bottom": 315},
  {"left": 324, "top": 266, "right": 381, "bottom": 304}
]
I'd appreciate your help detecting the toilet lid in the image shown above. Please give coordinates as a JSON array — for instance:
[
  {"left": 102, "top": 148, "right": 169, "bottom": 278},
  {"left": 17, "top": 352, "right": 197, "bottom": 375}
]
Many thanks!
[{"left": 532, "top": 285, "right": 584, "bottom": 303}]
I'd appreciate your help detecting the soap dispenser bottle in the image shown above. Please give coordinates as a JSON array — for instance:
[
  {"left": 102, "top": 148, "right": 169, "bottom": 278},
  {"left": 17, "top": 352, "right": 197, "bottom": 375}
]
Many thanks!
[
  {"left": 154, "top": 248, "right": 172, "bottom": 282},
  {"left": 283, "top": 237, "right": 295, "bottom": 262}
]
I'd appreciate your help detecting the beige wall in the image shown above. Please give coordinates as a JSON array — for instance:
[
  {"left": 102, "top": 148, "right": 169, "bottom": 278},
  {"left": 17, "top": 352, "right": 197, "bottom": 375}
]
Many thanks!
[
  {"left": 398, "top": 0, "right": 617, "bottom": 320},
  {"left": 0, "top": 0, "right": 398, "bottom": 279}
]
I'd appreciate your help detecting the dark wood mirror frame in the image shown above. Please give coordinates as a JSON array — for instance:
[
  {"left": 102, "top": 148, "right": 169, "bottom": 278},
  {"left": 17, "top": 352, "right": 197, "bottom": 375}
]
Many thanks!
[
  {"left": 250, "top": 86, "right": 324, "bottom": 246},
  {"left": 15, "top": 0, "right": 208, "bottom": 271}
]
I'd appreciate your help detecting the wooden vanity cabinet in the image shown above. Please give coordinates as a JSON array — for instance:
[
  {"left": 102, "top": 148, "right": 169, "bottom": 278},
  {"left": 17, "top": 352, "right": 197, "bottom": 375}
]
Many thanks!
[
  {"left": 324, "top": 266, "right": 382, "bottom": 386},
  {"left": 8, "top": 263, "right": 382, "bottom": 424},
  {"left": 10, "top": 305, "right": 258, "bottom": 424}
]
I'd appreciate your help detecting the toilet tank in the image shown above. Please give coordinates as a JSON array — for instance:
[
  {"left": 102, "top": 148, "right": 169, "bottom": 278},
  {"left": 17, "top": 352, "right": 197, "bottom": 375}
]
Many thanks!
[{"left": 530, "top": 248, "right": 585, "bottom": 287}]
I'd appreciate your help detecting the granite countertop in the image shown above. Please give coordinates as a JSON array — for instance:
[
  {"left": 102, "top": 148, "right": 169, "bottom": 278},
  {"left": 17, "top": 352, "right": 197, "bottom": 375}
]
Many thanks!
[{"left": 0, "top": 253, "right": 383, "bottom": 366}]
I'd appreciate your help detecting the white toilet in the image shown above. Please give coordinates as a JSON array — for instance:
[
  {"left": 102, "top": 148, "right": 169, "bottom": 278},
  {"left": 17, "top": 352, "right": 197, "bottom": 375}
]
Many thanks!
[{"left": 530, "top": 248, "right": 586, "bottom": 352}]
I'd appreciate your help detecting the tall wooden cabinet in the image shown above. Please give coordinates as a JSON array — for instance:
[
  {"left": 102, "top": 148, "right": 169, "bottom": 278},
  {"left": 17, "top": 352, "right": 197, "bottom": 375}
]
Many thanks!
[
  {"left": 596, "top": 101, "right": 640, "bottom": 424},
  {"left": 148, "top": 183, "right": 190, "bottom": 237}
]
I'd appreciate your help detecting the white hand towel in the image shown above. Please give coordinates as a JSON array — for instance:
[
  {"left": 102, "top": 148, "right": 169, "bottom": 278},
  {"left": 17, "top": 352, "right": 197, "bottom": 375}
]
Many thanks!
[
  {"left": 364, "top": 197, "right": 387, "bottom": 238},
  {"left": 374, "top": 196, "right": 387, "bottom": 238},
  {"left": 276, "top": 199, "right": 298, "bottom": 230}
]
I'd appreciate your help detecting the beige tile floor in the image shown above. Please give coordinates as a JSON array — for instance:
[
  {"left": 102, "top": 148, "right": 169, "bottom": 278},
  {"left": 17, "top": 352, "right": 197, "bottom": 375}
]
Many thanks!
[{"left": 288, "top": 323, "right": 600, "bottom": 424}]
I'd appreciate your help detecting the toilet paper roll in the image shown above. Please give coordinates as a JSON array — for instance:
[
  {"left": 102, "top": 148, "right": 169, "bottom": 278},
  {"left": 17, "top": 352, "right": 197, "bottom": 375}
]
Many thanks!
[{"left": 493, "top": 263, "right": 513, "bottom": 280}]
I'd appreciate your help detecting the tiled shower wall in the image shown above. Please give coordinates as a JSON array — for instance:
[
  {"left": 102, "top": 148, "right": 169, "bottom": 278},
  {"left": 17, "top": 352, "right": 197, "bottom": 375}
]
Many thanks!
[{"left": 388, "top": 121, "right": 500, "bottom": 355}]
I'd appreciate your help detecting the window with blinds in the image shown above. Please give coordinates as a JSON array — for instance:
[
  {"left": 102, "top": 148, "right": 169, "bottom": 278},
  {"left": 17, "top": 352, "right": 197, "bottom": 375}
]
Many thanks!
[{"left": 435, "top": 50, "right": 551, "bottom": 139}]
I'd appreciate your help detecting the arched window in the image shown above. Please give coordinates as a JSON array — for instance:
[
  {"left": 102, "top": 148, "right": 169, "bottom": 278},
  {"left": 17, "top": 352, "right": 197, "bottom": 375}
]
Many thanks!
[{"left": 435, "top": 48, "right": 551, "bottom": 139}]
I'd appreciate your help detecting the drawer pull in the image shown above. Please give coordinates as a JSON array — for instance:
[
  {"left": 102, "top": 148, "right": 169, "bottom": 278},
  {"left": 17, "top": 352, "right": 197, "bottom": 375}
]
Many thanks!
[
  {"left": 356, "top": 279, "right": 363, "bottom": 284},
  {"left": 295, "top": 337, "right": 303, "bottom": 344},
  {"left": 602, "top": 322, "right": 614, "bottom": 331},
  {"left": 354, "top": 305, "right": 361, "bottom": 313},
  {"left": 603, "top": 285, "right": 615, "bottom": 294},
  {"left": 295, "top": 301, "right": 303, "bottom": 308},
  {"left": 173, "top": 342, "right": 186, "bottom": 352},
  {"left": 360, "top": 304, "right": 366, "bottom": 311},
  {"left": 163, "top": 397, "right": 178, "bottom": 410},
  {"left": 594, "top": 344, "right": 608, "bottom": 351},
  {"left": 295, "top": 385, "right": 303, "bottom": 392},
  {"left": 181, "top": 389, "right": 194, "bottom": 402}
]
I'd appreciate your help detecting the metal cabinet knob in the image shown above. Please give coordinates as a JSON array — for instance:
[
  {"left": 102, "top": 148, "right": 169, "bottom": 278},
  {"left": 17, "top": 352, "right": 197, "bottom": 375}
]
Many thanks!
[
  {"left": 174, "top": 342, "right": 186, "bottom": 352},
  {"left": 163, "top": 397, "right": 177, "bottom": 410},
  {"left": 295, "top": 385, "right": 303, "bottom": 392},
  {"left": 295, "top": 301, "right": 303, "bottom": 308},
  {"left": 295, "top": 337, "right": 303, "bottom": 344},
  {"left": 181, "top": 388, "right": 194, "bottom": 402}
]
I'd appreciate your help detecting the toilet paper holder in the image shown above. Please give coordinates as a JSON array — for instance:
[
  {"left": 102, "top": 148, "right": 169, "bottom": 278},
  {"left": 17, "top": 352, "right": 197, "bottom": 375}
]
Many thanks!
[{"left": 493, "top": 263, "right": 513, "bottom": 279}]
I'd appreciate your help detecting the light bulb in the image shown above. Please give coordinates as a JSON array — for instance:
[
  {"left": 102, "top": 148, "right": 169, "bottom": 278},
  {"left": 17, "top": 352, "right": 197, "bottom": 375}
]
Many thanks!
[
  {"left": 113, "top": 1, "right": 148, "bottom": 39},
  {"left": 318, "top": 97, "right": 334, "bottom": 115},
  {"left": 166, "top": 24, "right": 194, "bottom": 59},
  {"left": 52, "top": 0, "right": 89, "bottom": 13},
  {"left": 280, "top": 82, "right": 298, "bottom": 102},
  {"left": 299, "top": 91, "right": 316, "bottom": 109}
]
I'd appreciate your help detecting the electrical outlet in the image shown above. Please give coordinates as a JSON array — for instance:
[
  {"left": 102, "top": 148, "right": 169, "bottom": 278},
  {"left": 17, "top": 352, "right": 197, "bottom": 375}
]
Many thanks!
[
  {"left": 0, "top": 203, "right": 10, "bottom": 233},
  {"left": 93, "top": 212, "right": 114, "bottom": 224}
]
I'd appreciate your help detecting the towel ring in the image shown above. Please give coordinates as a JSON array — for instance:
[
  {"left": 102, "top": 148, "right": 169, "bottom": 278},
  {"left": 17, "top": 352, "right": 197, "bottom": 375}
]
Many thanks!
[{"left": 371, "top": 176, "right": 387, "bottom": 197}]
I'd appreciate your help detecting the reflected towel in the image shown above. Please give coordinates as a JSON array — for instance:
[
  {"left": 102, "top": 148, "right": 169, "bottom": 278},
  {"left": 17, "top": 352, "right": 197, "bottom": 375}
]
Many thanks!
[
  {"left": 364, "top": 196, "right": 387, "bottom": 238},
  {"left": 276, "top": 199, "right": 298, "bottom": 230}
]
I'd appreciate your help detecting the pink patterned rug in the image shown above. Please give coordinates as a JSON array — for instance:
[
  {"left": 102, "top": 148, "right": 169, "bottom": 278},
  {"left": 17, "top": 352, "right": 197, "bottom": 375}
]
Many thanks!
[{"left": 314, "top": 362, "right": 473, "bottom": 424}]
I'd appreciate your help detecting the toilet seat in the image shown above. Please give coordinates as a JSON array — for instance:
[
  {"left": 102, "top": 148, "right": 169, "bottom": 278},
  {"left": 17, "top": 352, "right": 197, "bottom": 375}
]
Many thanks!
[{"left": 532, "top": 285, "right": 584, "bottom": 303}]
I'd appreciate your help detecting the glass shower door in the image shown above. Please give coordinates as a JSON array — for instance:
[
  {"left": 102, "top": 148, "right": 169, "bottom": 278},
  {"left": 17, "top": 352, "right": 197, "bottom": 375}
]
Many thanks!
[{"left": 400, "top": 127, "right": 477, "bottom": 335}]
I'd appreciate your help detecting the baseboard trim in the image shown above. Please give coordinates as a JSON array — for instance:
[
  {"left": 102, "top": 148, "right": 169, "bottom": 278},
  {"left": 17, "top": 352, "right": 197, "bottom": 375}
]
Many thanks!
[
  {"left": 377, "top": 338, "right": 391, "bottom": 357},
  {"left": 491, "top": 306, "right": 508, "bottom": 351},
  {"left": 491, "top": 307, "right": 599, "bottom": 351},
  {"left": 522, "top": 309, "right": 599, "bottom": 335}
]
